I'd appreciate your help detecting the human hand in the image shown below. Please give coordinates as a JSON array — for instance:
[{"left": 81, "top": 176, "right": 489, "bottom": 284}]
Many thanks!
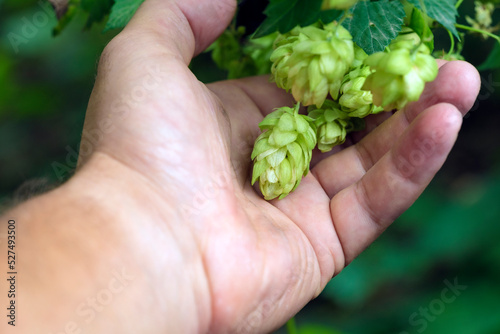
[{"left": 2, "top": 0, "right": 480, "bottom": 333}]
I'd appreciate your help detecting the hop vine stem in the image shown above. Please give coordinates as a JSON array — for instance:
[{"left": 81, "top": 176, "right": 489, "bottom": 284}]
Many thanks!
[
  {"left": 410, "top": 41, "right": 425, "bottom": 56},
  {"left": 293, "top": 102, "right": 301, "bottom": 116},
  {"left": 455, "top": 0, "right": 465, "bottom": 9},
  {"left": 455, "top": 23, "right": 500, "bottom": 44},
  {"left": 337, "top": 9, "right": 351, "bottom": 26},
  {"left": 448, "top": 29, "right": 455, "bottom": 56}
]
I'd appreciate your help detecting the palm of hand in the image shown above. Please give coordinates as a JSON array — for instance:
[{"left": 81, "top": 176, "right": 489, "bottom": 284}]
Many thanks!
[{"left": 79, "top": 1, "right": 480, "bottom": 332}]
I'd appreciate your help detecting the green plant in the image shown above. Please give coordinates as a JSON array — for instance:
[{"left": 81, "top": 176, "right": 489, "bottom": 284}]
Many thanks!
[{"left": 251, "top": 103, "right": 317, "bottom": 200}]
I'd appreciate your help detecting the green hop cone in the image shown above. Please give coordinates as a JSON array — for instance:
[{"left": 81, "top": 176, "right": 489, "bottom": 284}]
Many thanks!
[
  {"left": 251, "top": 104, "right": 317, "bottom": 200},
  {"left": 321, "top": 0, "right": 358, "bottom": 10},
  {"left": 271, "top": 22, "right": 355, "bottom": 108},
  {"left": 243, "top": 32, "right": 278, "bottom": 76},
  {"left": 362, "top": 31, "right": 438, "bottom": 111},
  {"left": 436, "top": 52, "right": 465, "bottom": 62},
  {"left": 308, "top": 100, "right": 353, "bottom": 153},
  {"left": 351, "top": 43, "right": 369, "bottom": 68},
  {"left": 210, "top": 26, "right": 245, "bottom": 71},
  {"left": 475, "top": 2, "right": 495, "bottom": 28},
  {"left": 466, "top": 1, "right": 497, "bottom": 38}
]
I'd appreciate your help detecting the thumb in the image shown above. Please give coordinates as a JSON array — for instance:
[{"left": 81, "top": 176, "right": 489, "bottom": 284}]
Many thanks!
[
  {"left": 80, "top": 0, "right": 236, "bottom": 173},
  {"left": 125, "top": 0, "right": 237, "bottom": 63}
]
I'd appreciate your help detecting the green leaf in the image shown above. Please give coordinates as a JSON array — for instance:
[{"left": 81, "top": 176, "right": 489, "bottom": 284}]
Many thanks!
[
  {"left": 478, "top": 42, "right": 500, "bottom": 71},
  {"left": 409, "top": 7, "right": 435, "bottom": 52},
  {"left": 342, "top": 0, "right": 406, "bottom": 55},
  {"left": 81, "top": 0, "right": 114, "bottom": 28},
  {"left": 53, "top": 3, "right": 79, "bottom": 36},
  {"left": 105, "top": 0, "right": 145, "bottom": 31},
  {"left": 253, "top": 0, "right": 323, "bottom": 38},
  {"left": 407, "top": 0, "right": 459, "bottom": 38},
  {"left": 319, "top": 9, "right": 344, "bottom": 24}
]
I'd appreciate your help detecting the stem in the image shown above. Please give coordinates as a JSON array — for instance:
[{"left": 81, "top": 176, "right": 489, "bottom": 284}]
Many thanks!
[
  {"left": 456, "top": 0, "right": 464, "bottom": 9},
  {"left": 410, "top": 41, "right": 424, "bottom": 56},
  {"left": 455, "top": 23, "right": 500, "bottom": 43},
  {"left": 293, "top": 102, "right": 301, "bottom": 115},
  {"left": 286, "top": 317, "right": 298, "bottom": 334},
  {"left": 447, "top": 29, "right": 455, "bottom": 55},
  {"left": 337, "top": 9, "right": 351, "bottom": 26}
]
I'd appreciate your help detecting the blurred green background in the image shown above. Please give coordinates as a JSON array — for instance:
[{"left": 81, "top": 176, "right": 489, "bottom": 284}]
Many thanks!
[{"left": 1, "top": 0, "right": 499, "bottom": 333}]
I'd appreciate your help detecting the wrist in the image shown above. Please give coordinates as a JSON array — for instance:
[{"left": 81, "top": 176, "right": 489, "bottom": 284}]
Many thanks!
[{"left": 1, "top": 152, "right": 211, "bottom": 333}]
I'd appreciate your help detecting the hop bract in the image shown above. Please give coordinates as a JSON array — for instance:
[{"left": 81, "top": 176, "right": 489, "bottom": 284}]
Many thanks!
[
  {"left": 308, "top": 100, "right": 353, "bottom": 153},
  {"left": 351, "top": 43, "right": 369, "bottom": 68},
  {"left": 321, "top": 0, "right": 358, "bottom": 10},
  {"left": 362, "top": 31, "right": 438, "bottom": 111},
  {"left": 339, "top": 65, "right": 383, "bottom": 118},
  {"left": 271, "top": 22, "right": 355, "bottom": 108},
  {"left": 251, "top": 104, "right": 317, "bottom": 200}
]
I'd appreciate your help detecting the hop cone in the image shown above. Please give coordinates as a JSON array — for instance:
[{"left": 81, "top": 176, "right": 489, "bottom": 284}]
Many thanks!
[
  {"left": 321, "top": 0, "right": 358, "bottom": 10},
  {"left": 339, "top": 65, "right": 383, "bottom": 118},
  {"left": 351, "top": 43, "right": 369, "bottom": 69},
  {"left": 308, "top": 100, "right": 353, "bottom": 153},
  {"left": 251, "top": 104, "right": 317, "bottom": 200},
  {"left": 271, "top": 22, "right": 355, "bottom": 108},
  {"left": 244, "top": 32, "right": 278, "bottom": 75},
  {"left": 362, "top": 31, "right": 438, "bottom": 111},
  {"left": 466, "top": 1, "right": 495, "bottom": 34}
]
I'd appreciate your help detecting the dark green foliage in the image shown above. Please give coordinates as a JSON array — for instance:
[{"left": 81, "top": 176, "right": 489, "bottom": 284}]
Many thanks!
[
  {"left": 81, "top": 0, "right": 114, "bottom": 28},
  {"left": 105, "top": 0, "right": 145, "bottom": 31},
  {"left": 478, "top": 42, "right": 500, "bottom": 70},
  {"left": 253, "top": 0, "right": 324, "bottom": 38},
  {"left": 407, "top": 0, "right": 459, "bottom": 38}
]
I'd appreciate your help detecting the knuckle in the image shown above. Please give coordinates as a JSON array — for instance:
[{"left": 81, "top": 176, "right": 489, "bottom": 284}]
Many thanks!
[{"left": 98, "top": 31, "right": 140, "bottom": 75}]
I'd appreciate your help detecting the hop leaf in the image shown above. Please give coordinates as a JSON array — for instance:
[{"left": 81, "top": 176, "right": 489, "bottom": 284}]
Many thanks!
[
  {"left": 271, "top": 21, "right": 355, "bottom": 107},
  {"left": 251, "top": 104, "right": 317, "bottom": 200},
  {"left": 308, "top": 100, "right": 354, "bottom": 152},
  {"left": 362, "top": 30, "right": 438, "bottom": 111}
]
